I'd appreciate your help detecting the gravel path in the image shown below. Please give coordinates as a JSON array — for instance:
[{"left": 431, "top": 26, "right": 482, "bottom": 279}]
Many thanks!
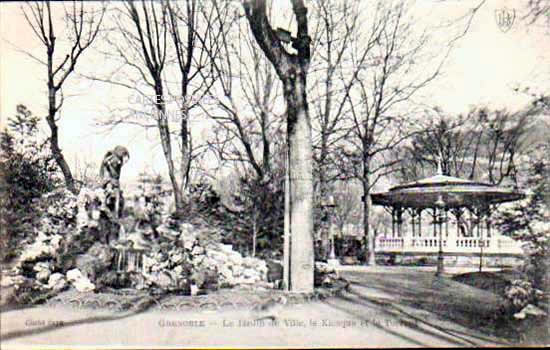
[{"left": 0, "top": 268, "right": 517, "bottom": 348}]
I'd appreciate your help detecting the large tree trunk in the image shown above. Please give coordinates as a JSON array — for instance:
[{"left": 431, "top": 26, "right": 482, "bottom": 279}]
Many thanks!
[
  {"left": 362, "top": 157, "right": 376, "bottom": 266},
  {"left": 252, "top": 205, "right": 258, "bottom": 257},
  {"left": 318, "top": 137, "right": 330, "bottom": 260},
  {"left": 283, "top": 147, "right": 290, "bottom": 290},
  {"left": 47, "top": 53, "right": 76, "bottom": 194},
  {"left": 180, "top": 97, "right": 191, "bottom": 192},
  {"left": 244, "top": 0, "right": 314, "bottom": 293},
  {"left": 283, "top": 68, "right": 314, "bottom": 292},
  {"left": 154, "top": 83, "right": 183, "bottom": 212}
]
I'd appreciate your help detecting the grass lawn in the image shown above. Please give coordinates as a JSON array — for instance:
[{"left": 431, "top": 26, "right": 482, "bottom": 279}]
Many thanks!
[
  {"left": 451, "top": 270, "right": 524, "bottom": 296},
  {"left": 341, "top": 267, "right": 548, "bottom": 346}
]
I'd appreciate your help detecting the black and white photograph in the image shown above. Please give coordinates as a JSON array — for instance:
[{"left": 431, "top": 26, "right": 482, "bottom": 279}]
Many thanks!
[{"left": 0, "top": 0, "right": 549, "bottom": 348}]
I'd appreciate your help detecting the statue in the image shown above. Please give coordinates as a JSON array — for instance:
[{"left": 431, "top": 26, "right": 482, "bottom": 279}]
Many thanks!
[
  {"left": 99, "top": 145, "right": 129, "bottom": 222},
  {"left": 100, "top": 146, "right": 129, "bottom": 186}
]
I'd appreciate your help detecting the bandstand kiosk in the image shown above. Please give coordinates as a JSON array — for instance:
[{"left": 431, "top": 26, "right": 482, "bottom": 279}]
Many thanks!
[{"left": 371, "top": 168, "right": 525, "bottom": 274}]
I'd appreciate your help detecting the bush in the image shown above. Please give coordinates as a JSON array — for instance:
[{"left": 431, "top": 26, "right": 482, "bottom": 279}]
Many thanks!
[
  {"left": 0, "top": 105, "right": 60, "bottom": 262},
  {"left": 495, "top": 140, "right": 550, "bottom": 293},
  {"left": 181, "top": 178, "right": 284, "bottom": 259},
  {"left": 504, "top": 279, "right": 536, "bottom": 313}
]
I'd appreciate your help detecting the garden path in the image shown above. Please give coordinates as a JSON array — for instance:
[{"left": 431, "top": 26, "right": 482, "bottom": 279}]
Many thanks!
[{"left": 0, "top": 268, "right": 523, "bottom": 347}]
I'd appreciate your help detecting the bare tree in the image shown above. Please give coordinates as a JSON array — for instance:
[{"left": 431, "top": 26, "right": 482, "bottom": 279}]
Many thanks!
[
  {"left": 308, "top": 0, "right": 382, "bottom": 194},
  {"left": 307, "top": 0, "right": 383, "bottom": 254},
  {"left": 393, "top": 102, "right": 546, "bottom": 239},
  {"left": 332, "top": 0, "right": 457, "bottom": 265},
  {"left": 121, "top": 0, "right": 184, "bottom": 210},
  {"left": 200, "top": 1, "right": 282, "bottom": 185},
  {"left": 192, "top": 1, "right": 285, "bottom": 257},
  {"left": 243, "top": 0, "right": 314, "bottom": 292},
  {"left": 87, "top": 1, "right": 220, "bottom": 213},
  {"left": 524, "top": 0, "right": 550, "bottom": 25},
  {"left": 165, "top": 0, "right": 219, "bottom": 191},
  {"left": 332, "top": 181, "right": 362, "bottom": 236},
  {"left": 398, "top": 105, "right": 541, "bottom": 186},
  {"left": 22, "top": 1, "right": 106, "bottom": 193},
  {"left": 395, "top": 110, "right": 472, "bottom": 181}
]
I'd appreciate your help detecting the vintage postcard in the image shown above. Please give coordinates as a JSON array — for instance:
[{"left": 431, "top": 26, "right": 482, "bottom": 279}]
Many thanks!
[{"left": 1, "top": 0, "right": 549, "bottom": 348}]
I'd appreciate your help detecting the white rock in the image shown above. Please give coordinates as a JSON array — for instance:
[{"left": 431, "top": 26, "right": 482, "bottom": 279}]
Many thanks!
[
  {"left": 521, "top": 304, "right": 547, "bottom": 317},
  {"left": 206, "top": 250, "right": 225, "bottom": 261},
  {"left": 65, "top": 268, "right": 95, "bottom": 292},
  {"left": 152, "top": 271, "right": 173, "bottom": 289},
  {"left": 191, "top": 246, "right": 204, "bottom": 256},
  {"left": 242, "top": 268, "right": 257, "bottom": 278},
  {"left": 173, "top": 265, "right": 184, "bottom": 276},
  {"left": 50, "top": 235, "right": 62, "bottom": 250},
  {"left": 231, "top": 265, "right": 244, "bottom": 277},
  {"left": 242, "top": 257, "right": 256, "bottom": 267},
  {"left": 47, "top": 273, "right": 67, "bottom": 291},
  {"left": 183, "top": 239, "right": 195, "bottom": 250},
  {"left": 20, "top": 244, "right": 48, "bottom": 262},
  {"left": 219, "top": 265, "right": 233, "bottom": 279},
  {"left": 36, "top": 231, "right": 49, "bottom": 242},
  {"left": 192, "top": 255, "right": 205, "bottom": 266},
  {"left": 229, "top": 253, "right": 243, "bottom": 265},
  {"left": 235, "top": 276, "right": 256, "bottom": 285},
  {"left": 76, "top": 210, "right": 90, "bottom": 227},
  {"left": 66, "top": 269, "right": 84, "bottom": 282},
  {"left": 220, "top": 244, "right": 233, "bottom": 253},
  {"left": 1, "top": 276, "right": 15, "bottom": 287},
  {"left": 73, "top": 278, "right": 95, "bottom": 292},
  {"left": 180, "top": 223, "right": 194, "bottom": 234},
  {"left": 48, "top": 272, "right": 65, "bottom": 285},
  {"left": 256, "top": 260, "right": 267, "bottom": 269},
  {"left": 170, "top": 252, "right": 184, "bottom": 264},
  {"left": 36, "top": 269, "right": 51, "bottom": 283},
  {"left": 221, "top": 275, "right": 236, "bottom": 286},
  {"left": 33, "top": 261, "right": 52, "bottom": 272}
]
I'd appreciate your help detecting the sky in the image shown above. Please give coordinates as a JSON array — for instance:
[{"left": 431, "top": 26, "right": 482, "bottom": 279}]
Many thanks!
[{"left": 1, "top": 0, "right": 549, "bottom": 187}]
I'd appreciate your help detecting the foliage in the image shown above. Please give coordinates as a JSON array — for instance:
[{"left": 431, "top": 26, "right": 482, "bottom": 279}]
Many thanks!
[
  {"left": 0, "top": 105, "right": 60, "bottom": 262},
  {"left": 232, "top": 176, "right": 284, "bottom": 256},
  {"left": 495, "top": 140, "right": 550, "bottom": 292},
  {"left": 211, "top": 173, "right": 284, "bottom": 258},
  {"left": 16, "top": 188, "right": 81, "bottom": 275},
  {"left": 504, "top": 279, "right": 536, "bottom": 313}
]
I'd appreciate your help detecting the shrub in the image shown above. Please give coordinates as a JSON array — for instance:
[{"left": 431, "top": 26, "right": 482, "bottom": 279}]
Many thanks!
[
  {"left": 504, "top": 279, "right": 536, "bottom": 313},
  {"left": 0, "top": 105, "right": 60, "bottom": 262},
  {"left": 495, "top": 140, "right": 550, "bottom": 293}
]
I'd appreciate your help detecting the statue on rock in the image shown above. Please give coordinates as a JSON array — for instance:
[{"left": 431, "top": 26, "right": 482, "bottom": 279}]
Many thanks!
[{"left": 99, "top": 146, "right": 129, "bottom": 219}]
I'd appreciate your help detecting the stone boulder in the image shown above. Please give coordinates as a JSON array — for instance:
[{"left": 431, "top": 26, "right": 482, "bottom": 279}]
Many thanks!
[
  {"left": 314, "top": 262, "right": 340, "bottom": 287},
  {"left": 514, "top": 304, "right": 548, "bottom": 320},
  {"left": 47, "top": 273, "right": 68, "bottom": 291},
  {"left": 73, "top": 278, "right": 95, "bottom": 293},
  {"left": 66, "top": 268, "right": 95, "bottom": 292},
  {"left": 150, "top": 271, "right": 173, "bottom": 289},
  {"left": 74, "top": 243, "right": 114, "bottom": 283},
  {"left": 33, "top": 262, "right": 53, "bottom": 283}
]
